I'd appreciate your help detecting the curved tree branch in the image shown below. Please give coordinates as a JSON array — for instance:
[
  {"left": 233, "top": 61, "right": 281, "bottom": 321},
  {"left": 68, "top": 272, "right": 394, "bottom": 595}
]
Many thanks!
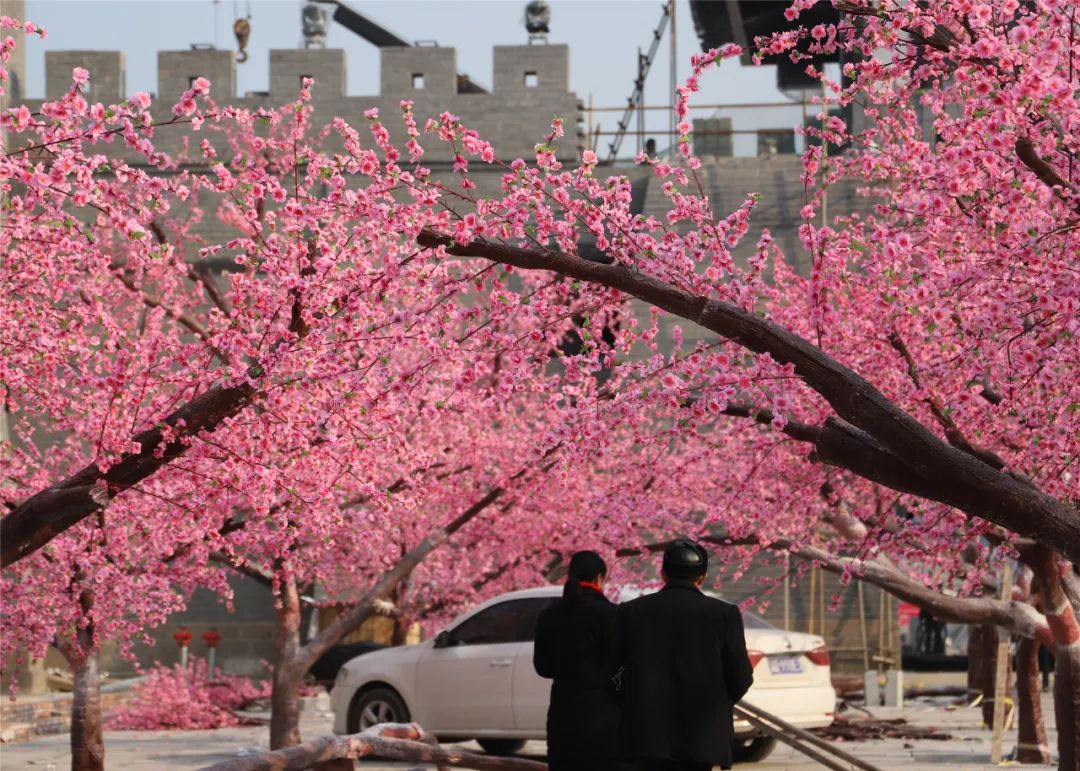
[
  {"left": 2, "top": 381, "right": 256, "bottom": 567},
  {"left": 418, "top": 230, "right": 1080, "bottom": 562}
]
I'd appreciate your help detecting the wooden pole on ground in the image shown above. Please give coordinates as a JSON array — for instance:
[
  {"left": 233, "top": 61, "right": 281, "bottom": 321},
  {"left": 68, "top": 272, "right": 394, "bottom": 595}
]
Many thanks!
[
  {"left": 858, "top": 580, "right": 870, "bottom": 672},
  {"left": 990, "top": 560, "right": 1014, "bottom": 765}
]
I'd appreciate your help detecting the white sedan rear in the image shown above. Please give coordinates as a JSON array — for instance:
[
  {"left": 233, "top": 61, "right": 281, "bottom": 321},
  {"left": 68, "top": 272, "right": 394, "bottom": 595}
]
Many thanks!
[{"left": 331, "top": 587, "right": 835, "bottom": 761}]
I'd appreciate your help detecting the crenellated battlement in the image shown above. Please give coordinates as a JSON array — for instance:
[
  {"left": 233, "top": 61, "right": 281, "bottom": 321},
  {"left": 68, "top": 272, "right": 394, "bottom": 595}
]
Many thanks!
[
  {"left": 31, "top": 44, "right": 581, "bottom": 161},
  {"left": 42, "top": 44, "right": 571, "bottom": 101}
]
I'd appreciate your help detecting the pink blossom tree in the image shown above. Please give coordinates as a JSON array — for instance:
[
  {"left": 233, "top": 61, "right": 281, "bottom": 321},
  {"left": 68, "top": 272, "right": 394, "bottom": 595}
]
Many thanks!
[
  {"left": 409, "top": 0, "right": 1080, "bottom": 762},
  {"left": 0, "top": 28, "right": 691, "bottom": 763},
  {"left": 3, "top": 0, "right": 1080, "bottom": 766}
]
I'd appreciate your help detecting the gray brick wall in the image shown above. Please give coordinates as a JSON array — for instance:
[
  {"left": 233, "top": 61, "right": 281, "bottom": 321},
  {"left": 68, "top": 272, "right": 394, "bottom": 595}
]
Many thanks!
[
  {"left": 20, "top": 44, "right": 582, "bottom": 164},
  {"left": 158, "top": 49, "right": 236, "bottom": 103},
  {"left": 45, "top": 51, "right": 125, "bottom": 102},
  {"left": 1, "top": 0, "right": 27, "bottom": 109},
  {"left": 270, "top": 48, "right": 346, "bottom": 98},
  {"left": 493, "top": 44, "right": 569, "bottom": 94},
  {"left": 381, "top": 46, "right": 456, "bottom": 96}
]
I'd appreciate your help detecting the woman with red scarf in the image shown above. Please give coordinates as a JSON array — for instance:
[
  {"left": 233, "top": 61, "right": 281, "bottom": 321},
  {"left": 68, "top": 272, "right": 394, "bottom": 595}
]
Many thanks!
[{"left": 534, "top": 550, "right": 624, "bottom": 771}]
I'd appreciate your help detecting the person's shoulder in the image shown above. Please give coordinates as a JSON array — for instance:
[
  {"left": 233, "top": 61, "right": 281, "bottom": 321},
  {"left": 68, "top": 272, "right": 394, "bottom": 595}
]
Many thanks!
[
  {"left": 616, "top": 593, "right": 649, "bottom": 614},
  {"left": 702, "top": 594, "right": 742, "bottom": 617}
]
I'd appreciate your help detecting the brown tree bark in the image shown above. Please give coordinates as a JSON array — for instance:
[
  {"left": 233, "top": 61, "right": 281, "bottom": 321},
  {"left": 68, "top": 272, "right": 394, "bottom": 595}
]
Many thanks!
[
  {"left": 967, "top": 625, "right": 999, "bottom": 727},
  {"left": 1053, "top": 643, "right": 1080, "bottom": 771},
  {"left": 69, "top": 648, "right": 104, "bottom": 771},
  {"left": 60, "top": 585, "right": 105, "bottom": 771},
  {"left": 1015, "top": 637, "right": 1051, "bottom": 763},
  {"left": 1029, "top": 546, "right": 1080, "bottom": 771},
  {"left": 270, "top": 574, "right": 304, "bottom": 750}
]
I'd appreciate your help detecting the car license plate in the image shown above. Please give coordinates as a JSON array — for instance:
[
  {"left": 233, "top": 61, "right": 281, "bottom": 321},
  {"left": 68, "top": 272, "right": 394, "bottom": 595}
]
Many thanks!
[{"left": 768, "top": 655, "right": 804, "bottom": 675}]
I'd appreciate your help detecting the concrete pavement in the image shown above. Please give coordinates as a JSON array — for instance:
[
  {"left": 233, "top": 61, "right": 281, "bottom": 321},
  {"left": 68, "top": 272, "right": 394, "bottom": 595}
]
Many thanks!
[{"left": 0, "top": 693, "right": 1060, "bottom": 769}]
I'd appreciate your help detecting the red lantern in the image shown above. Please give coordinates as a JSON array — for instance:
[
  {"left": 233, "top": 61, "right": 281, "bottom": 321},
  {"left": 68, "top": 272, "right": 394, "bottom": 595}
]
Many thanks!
[
  {"left": 202, "top": 628, "right": 222, "bottom": 648},
  {"left": 173, "top": 627, "right": 193, "bottom": 647}
]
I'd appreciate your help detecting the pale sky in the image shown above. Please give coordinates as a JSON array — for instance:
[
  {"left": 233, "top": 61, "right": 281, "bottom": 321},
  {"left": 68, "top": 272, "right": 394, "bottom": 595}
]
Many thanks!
[{"left": 21, "top": 0, "right": 821, "bottom": 157}]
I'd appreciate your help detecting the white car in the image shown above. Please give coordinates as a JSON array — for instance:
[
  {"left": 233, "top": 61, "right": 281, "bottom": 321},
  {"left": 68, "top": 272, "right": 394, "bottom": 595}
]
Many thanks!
[{"left": 331, "top": 587, "right": 835, "bottom": 762}]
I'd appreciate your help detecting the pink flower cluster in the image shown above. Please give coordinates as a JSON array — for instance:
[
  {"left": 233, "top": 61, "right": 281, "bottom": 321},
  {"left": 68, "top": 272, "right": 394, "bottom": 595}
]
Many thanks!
[{"left": 106, "top": 660, "right": 269, "bottom": 731}]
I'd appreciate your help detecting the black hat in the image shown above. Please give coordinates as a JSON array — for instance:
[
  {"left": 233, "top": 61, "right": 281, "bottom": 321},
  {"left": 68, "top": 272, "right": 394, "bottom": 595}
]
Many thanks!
[{"left": 662, "top": 539, "right": 708, "bottom": 579}]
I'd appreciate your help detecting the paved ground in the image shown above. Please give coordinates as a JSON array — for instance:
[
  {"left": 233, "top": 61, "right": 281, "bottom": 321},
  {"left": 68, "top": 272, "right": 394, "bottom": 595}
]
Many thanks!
[{"left": 0, "top": 691, "right": 1059, "bottom": 770}]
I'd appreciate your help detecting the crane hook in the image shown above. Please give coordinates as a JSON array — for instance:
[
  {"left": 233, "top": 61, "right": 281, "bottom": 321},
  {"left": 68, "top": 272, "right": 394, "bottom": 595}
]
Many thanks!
[{"left": 233, "top": 17, "right": 251, "bottom": 63}]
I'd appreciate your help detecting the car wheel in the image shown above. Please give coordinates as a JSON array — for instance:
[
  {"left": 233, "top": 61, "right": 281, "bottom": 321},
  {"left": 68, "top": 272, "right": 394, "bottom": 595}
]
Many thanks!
[
  {"left": 731, "top": 736, "right": 778, "bottom": 763},
  {"left": 348, "top": 686, "right": 410, "bottom": 733},
  {"left": 477, "top": 739, "right": 527, "bottom": 756}
]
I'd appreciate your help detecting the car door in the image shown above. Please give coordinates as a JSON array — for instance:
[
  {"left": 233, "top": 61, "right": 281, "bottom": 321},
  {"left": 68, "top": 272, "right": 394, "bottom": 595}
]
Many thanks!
[
  {"left": 414, "top": 598, "right": 535, "bottom": 734},
  {"left": 511, "top": 596, "right": 559, "bottom": 732}
]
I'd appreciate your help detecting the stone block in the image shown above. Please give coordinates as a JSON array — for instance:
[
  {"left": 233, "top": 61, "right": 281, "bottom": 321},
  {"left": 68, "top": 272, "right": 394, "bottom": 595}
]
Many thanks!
[
  {"left": 271, "top": 48, "right": 346, "bottom": 97},
  {"left": 381, "top": 47, "right": 456, "bottom": 95},
  {"left": 158, "top": 49, "right": 236, "bottom": 103},
  {"left": 493, "top": 45, "right": 569, "bottom": 94},
  {"left": 46, "top": 51, "right": 125, "bottom": 101}
]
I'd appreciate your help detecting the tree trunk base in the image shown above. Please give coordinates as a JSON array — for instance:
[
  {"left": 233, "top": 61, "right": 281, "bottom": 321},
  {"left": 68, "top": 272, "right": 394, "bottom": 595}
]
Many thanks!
[
  {"left": 70, "top": 651, "right": 104, "bottom": 771},
  {"left": 1015, "top": 638, "right": 1050, "bottom": 764}
]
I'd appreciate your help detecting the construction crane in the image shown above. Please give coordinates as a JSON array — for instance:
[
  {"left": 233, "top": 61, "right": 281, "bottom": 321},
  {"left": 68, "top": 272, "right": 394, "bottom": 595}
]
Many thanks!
[{"left": 607, "top": 3, "right": 671, "bottom": 162}]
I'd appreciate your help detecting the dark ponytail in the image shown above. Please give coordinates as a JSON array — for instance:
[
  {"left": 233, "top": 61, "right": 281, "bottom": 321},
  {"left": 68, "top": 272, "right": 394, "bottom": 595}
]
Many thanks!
[{"left": 560, "top": 550, "right": 607, "bottom": 609}]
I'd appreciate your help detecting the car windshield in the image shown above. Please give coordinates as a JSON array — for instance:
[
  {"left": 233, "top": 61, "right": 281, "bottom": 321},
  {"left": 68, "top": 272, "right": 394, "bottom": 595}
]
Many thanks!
[{"left": 741, "top": 610, "right": 774, "bottom": 630}]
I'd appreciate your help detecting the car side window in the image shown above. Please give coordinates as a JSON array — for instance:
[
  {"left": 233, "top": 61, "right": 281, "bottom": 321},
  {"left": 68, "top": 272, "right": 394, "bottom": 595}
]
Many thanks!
[
  {"left": 516, "top": 597, "right": 558, "bottom": 642},
  {"left": 451, "top": 598, "right": 557, "bottom": 645}
]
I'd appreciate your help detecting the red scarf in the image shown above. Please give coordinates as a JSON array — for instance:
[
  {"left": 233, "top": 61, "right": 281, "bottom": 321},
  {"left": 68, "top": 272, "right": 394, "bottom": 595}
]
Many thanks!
[{"left": 579, "top": 580, "right": 604, "bottom": 593}]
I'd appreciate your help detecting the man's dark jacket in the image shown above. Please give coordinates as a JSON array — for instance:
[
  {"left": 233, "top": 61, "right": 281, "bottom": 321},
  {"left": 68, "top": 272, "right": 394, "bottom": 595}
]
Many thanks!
[
  {"left": 614, "top": 580, "right": 754, "bottom": 768},
  {"left": 534, "top": 587, "right": 622, "bottom": 771}
]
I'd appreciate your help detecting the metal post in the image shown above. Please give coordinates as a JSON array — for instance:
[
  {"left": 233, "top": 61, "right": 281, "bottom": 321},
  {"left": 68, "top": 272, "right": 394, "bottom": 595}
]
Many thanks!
[
  {"left": 207, "top": 647, "right": 216, "bottom": 673},
  {"left": 783, "top": 553, "right": 791, "bottom": 632},
  {"left": 807, "top": 567, "right": 816, "bottom": 635},
  {"left": 637, "top": 48, "right": 645, "bottom": 155},
  {"left": 818, "top": 566, "right": 826, "bottom": 640},
  {"left": 991, "top": 561, "right": 1014, "bottom": 764},
  {"left": 179, "top": 645, "right": 188, "bottom": 668},
  {"left": 877, "top": 587, "right": 885, "bottom": 674},
  {"left": 886, "top": 592, "right": 894, "bottom": 663},
  {"left": 587, "top": 94, "right": 594, "bottom": 154},
  {"left": 669, "top": 0, "right": 677, "bottom": 158},
  {"left": 801, "top": 91, "right": 808, "bottom": 154},
  {"left": 820, "top": 78, "right": 829, "bottom": 227}
]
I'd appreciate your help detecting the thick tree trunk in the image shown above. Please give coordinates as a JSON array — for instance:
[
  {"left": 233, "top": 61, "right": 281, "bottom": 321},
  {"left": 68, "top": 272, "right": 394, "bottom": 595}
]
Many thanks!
[
  {"left": 1054, "top": 642, "right": 1080, "bottom": 771},
  {"left": 968, "top": 625, "right": 999, "bottom": 727},
  {"left": 270, "top": 575, "right": 304, "bottom": 750},
  {"left": 70, "top": 650, "right": 104, "bottom": 771},
  {"left": 1028, "top": 546, "right": 1080, "bottom": 771},
  {"left": 1015, "top": 637, "right": 1050, "bottom": 763}
]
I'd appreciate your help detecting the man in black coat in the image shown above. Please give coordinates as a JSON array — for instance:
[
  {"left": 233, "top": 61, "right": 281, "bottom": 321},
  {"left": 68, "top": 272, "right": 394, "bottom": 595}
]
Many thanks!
[{"left": 615, "top": 540, "right": 754, "bottom": 771}]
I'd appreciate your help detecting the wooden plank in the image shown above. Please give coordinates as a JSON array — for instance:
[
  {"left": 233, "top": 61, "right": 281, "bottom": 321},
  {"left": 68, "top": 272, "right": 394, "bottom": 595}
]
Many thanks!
[{"left": 990, "top": 560, "right": 1014, "bottom": 765}]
